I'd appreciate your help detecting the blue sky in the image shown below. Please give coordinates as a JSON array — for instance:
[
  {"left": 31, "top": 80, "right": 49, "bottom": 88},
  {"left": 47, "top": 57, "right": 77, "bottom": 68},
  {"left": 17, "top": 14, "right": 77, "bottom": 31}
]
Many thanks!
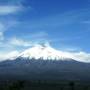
[{"left": 0, "top": 0, "right": 90, "bottom": 61}]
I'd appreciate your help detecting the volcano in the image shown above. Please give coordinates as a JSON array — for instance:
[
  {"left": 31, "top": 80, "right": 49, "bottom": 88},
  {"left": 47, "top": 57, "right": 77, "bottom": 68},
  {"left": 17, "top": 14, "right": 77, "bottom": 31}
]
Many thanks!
[{"left": 0, "top": 44, "right": 90, "bottom": 81}]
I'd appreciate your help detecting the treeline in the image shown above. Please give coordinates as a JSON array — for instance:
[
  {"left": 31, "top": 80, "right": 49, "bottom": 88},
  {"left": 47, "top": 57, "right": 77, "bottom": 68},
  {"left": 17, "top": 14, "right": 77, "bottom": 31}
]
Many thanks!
[{"left": 0, "top": 80, "right": 90, "bottom": 90}]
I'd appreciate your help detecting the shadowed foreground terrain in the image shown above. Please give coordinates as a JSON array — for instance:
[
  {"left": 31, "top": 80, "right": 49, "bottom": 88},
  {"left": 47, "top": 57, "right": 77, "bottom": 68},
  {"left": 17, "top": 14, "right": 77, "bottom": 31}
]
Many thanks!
[
  {"left": 0, "top": 80, "right": 90, "bottom": 90},
  {"left": 0, "top": 59, "right": 90, "bottom": 90}
]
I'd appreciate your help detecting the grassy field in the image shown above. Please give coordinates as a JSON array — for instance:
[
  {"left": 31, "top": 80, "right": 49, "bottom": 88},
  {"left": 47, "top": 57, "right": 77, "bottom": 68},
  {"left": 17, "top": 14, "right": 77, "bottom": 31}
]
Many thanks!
[{"left": 0, "top": 80, "right": 90, "bottom": 90}]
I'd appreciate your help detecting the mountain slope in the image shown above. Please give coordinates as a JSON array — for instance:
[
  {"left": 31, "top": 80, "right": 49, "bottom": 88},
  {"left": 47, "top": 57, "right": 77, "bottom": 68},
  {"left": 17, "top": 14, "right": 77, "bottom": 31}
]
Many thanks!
[
  {"left": 0, "top": 44, "right": 90, "bottom": 81},
  {"left": 0, "top": 58, "right": 90, "bottom": 81},
  {"left": 17, "top": 44, "right": 73, "bottom": 61}
]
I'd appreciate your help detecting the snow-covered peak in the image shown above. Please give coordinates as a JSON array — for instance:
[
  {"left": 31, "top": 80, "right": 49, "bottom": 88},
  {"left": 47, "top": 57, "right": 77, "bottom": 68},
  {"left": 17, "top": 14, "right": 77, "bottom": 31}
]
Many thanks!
[{"left": 18, "top": 44, "right": 73, "bottom": 60}]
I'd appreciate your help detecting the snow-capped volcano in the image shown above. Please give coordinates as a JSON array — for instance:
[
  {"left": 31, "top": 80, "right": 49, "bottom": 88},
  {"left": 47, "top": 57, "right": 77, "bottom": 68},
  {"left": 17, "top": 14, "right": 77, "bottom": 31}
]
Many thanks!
[
  {"left": 18, "top": 43, "right": 73, "bottom": 60},
  {"left": 1, "top": 43, "right": 90, "bottom": 81}
]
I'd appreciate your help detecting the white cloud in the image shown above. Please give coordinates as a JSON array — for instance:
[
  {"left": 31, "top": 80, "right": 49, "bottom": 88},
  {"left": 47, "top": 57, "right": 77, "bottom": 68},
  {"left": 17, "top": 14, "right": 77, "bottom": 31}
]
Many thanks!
[
  {"left": 9, "top": 37, "right": 32, "bottom": 47},
  {"left": 0, "top": 23, "right": 5, "bottom": 31},
  {"left": 8, "top": 37, "right": 49, "bottom": 47},
  {"left": 71, "top": 52, "right": 90, "bottom": 62},
  {"left": 0, "top": 32, "right": 4, "bottom": 40},
  {"left": 58, "top": 51, "right": 90, "bottom": 63},
  {"left": 0, "top": 5, "right": 23, "bottom": 15},
  {"left": 0, "top": 50, "right": 19, "bottom": 61},
  {"left": 0, "top": 31, "right": 49, "bottom": 48}
]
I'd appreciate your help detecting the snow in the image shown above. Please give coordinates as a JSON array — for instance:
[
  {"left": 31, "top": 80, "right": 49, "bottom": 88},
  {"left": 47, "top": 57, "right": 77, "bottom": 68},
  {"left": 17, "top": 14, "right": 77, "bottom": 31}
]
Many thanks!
[{"left": 18, "top": 44, "right": 73, "bottom": 61}]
